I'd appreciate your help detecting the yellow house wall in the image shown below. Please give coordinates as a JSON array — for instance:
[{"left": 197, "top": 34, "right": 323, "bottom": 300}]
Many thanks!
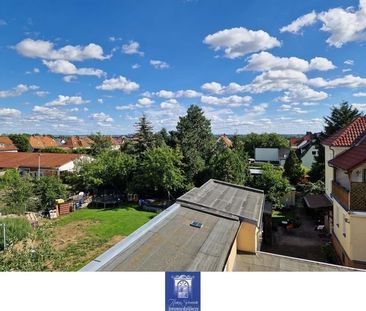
[
  {"left": 324, "top": 145, "right": 348, "bottom": 196},
  {"left": 350, "top": 212, "right": 366, "bottom": 262},
  {"left": 224, "top": 238, "right": 237, "bottom": 272},
  {"left": 237, "top": 222, "right": 257, "bottom": 253},
  {"left": 333, "top": 200, "right": 352, "bottom": 258}
]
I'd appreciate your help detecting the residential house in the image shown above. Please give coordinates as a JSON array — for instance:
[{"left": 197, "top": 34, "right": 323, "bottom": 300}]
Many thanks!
[
  {"left": 254, "top": 147, "right": 290, "bottom": 166},
  {"left": 63, "top": 136, "right": 94, "bottom": 150},
  {"left": 106, "top": 136, "right": 122, "bottom": 150},
  {"left": 290, "top": 132, "right": 319, "bottom": 169},
  {"left": 0, "top": 152, "right": 84, "bottom": 177},
  {"left": 217, "top": 134, "right": 233, "bottom": 148},
  {"left": 322, "top": 116, "right": 366, "bottom": 269},
  {"left": 28, "top": 135, "right": 60, "bottom": 151},
  {"left": 0, "top": 136, "right": 17, "bottom": 153},
  {"left": 80, "top": 179, "right": 355, "bottom": 271}
]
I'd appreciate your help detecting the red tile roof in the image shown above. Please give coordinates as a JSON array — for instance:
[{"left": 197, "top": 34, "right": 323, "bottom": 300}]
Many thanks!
[
  {"left": 328, "top": 136, "right": 366, "bottom": 171},
  {"left": 0, "top": 152, "right": 82, "bottom": 169},
  {"left": 290, "top": 134, "right": 312, "bottom": 148},
  {"left": 0, "top": 136, "right": 17, "bottom": 152},
  {"left": 29, "top": 135, "right": 60, "bottom": 149},
  {"left": 218, "top": 134, "right": 233, "bottom": 148},
  {"left": 322, "top": 117, "right": 366, "bottom": 147},
  {"left": 64, "top": 136, "right": 94, "bottom": 149}
]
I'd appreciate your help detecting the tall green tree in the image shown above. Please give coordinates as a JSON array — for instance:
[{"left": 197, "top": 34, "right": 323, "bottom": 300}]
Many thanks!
[
  {"left": 136, "top": 145, "right": 185, "bottom": 198},
  {"left": 324, "top": 102, "right": 361, "bottom": 136},
  {"left": 135, "top": 114, "right": 155, "bottom": 154},
  {"left": 89, "top": 132, "right": 112, "bottom": 156},
  {"left": 8, "top": 134, "right": 31, "bottom": 152},
  {"left": 242, "top": 133, "right": 289, "bottom": 157},
  {"left": 176, "top": 105, "right": 214, "bottom": 184},
  {"left": 2, "top": 170, "right": 34, "bottom": 214},
  {"left": 283, "top": 149, "right": 305, "bottom": 185},
  {"left": 34, "top": 176, "right": 68, "bottom": 209}
]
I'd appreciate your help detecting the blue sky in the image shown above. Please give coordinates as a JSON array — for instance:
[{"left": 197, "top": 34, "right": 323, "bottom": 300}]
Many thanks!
[{"left": 1, "top": 0, "right": 366, "bottom": 135}]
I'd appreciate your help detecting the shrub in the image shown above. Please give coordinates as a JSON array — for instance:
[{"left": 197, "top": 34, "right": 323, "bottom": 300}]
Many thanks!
[{"left": 0, "top": 217, "right": 32, "bottom": 250}]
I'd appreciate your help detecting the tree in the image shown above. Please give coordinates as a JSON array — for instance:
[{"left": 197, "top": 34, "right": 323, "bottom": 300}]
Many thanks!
[
  {"left": 242, "top": 133, "right": 289, "bottom": 157},
  {"left": 283, "top": 149, "right": 305, "bottom": 185},
  {"left": 89, "top": 132, "right": 112, "bottom": 156},
  {"left": 176, "top": 105, "right": 215, "bottom": 184},
  {"left": 40, "top": 147, "right": 68, "bottom": 153},
  {"left": 8, "top": 134, "right": 31, "bottom": 152},
  {"left": 309, "top": 136, "right": 325, "bottom": 182},
  {"left": 209, "top": 147, "right": 250, "bottom": 185},
  {"left": 34, "top": 176, "right": 68, "bottom": 209},
  {"left": 2, "top": 170, "right": 34, "bottom": 214},
  {"left": 251, "top": 163, "right": 290, "bottom": 208},
  {"left": 136, "top": 146, "right": 185, "bottom": 198},
  {"left": 135, "top": 114, "right": 155, "bottom": 154},
  {"left": 324, "top": 102, "right": 361, "bottom": 136}
]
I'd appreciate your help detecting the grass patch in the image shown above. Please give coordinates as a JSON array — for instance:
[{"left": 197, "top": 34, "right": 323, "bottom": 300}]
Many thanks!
[
  {"left": 0, "top": 217, "right": 32, "bottom": 250},
  {"left": 272, "top": 209, "right": 296, "bottom": 226}
]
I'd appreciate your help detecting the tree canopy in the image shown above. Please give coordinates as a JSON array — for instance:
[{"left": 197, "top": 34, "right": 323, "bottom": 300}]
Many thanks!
[
  {"left": 242, "top": 133, "right": 289, "bottom": 157},
  {"left": 89, "top": 132, "right": 113, "bottom": 156},
  {"left": 283, "top": 149, "right": 305, "bottom": 185},
  {"left": 8, "top": 134, "right": 31, "bottom": 152},
  {"left": 134, "top": 114, "right": 155, "bottom": 154}
]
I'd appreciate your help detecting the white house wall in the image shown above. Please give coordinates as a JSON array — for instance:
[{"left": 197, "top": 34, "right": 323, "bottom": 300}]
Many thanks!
[
  {"left": 255, "top": 148, "right": 279, "bottom": 162},
  {"left": 301, "top": 145, "right": 317, "bottom": 169}
]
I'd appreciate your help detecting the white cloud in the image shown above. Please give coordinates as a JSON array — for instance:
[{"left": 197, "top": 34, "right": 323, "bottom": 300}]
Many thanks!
[
  {"left": 137, "top": 97, "right": 154, "bottom": 107},
  {"left": 147, "top": 89, "right": 202, "bottom": 98},
  {"left": 0, "top": 19, "right": 7, "bottom": 26},
  {"left": 239, "top": 51, "right": 335, "bottom": 72},
  {"left": 90, "top": 112, "right": 114, "bottom": 123},
  {"left": 109, "top": 36, "right": 122, "bottom": 42},
  {"left": 0, "top": 84, "right": 39, "bottom": 98},
  {"left": 122, "top": 41, "right": 144, "bottom": 56},
  {"left": 203, "top": 27, "right": 280, "bottom": 59},
  {"left": 201, "top": 82, "right": 224, "bottom": 94},
  {"left": 280, "top": 11, "right": 317, "bottom": 34},
  {"left": 278, "top": 85, "right": 328, "bottom": 102},
  {"left": 250, "top": 103, "right": 268, "bottom": 113},
  {"left": 43, "top": 59, "right": 105, "bottom": 77},
  {"left": 160, "top": 99, "right": 180, "bottom": 109},
  {"left": 150, "top": 59, "right": 170, "bottom": 69},
  {"left": 33, "top": 67, "right": 40, "bottom": 73},
  {"left": 175, "top": 89, "right": 202, "bottom": 98},
  {"left": 97, "top": 98, "right": 104, "bottom": 104},
  {"left": 45, "top": 95, "right": 89, "bottom": 107},
  {"left": 116, "top": 104, "right": 135, "bottom": 111},
  {"left": 35, "top": 91, "right": 49, "bottom": 97},
  {"left": 353, "top": 92, "right": 366, "bottom": 97},
  {"left": 278, "top": 103, "right": 308, "bottom": 114},
  {"left": 96, "top": 76, "right": 139, "bottom": 93},
  {"left": 16, "top": 38, "right": 108, "bottom": 61},
  {"left": 63, "top": 75, "right": 77, "bottom": 83},
  {"left": 31, "top": 105, "right": 83, "bottom": 123},
  {"left": 344, "top": 59, "right": 354, "bottom": 65},
  {"left": 322, "top": 74, "right": 366, "bottom": 88},
  {"left": 201, "top": 95, "right": 252, "bottom": 107},
  {"left": 0, "top": 108, "right": 21, "bottom": 118},
  {"left": 153, "top": 90, "right": 175, "bottom": 98},
  {"left": 281, "top": 1, "right": 366, "bottom": 47},
  {"left": 352, "top": 103, "right": 366, "bottom": 110},
  {"left": 132, "top": 63, "right": 141, "bottom": 69}
]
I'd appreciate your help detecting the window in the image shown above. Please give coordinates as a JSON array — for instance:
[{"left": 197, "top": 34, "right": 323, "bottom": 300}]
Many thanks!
[
  {"left": 343, "top": 216, "right": 346, "bottom": 237},
  {"left": 312, "top": 150, "right": 317, "bottom": 155}
]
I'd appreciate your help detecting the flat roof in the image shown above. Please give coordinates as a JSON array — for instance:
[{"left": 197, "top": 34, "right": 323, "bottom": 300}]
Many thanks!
[
  {"left": 82, "top": 204, "right": 239, "bottom": 271},
  {"left": 177, "top": 179, "right": 264, "bottom": 224},
  {"left": 234, "top": 251, "right": 362, "bottom": 271},
  {"left": 304, "top": 194, "right": 333, "bottom": 209}
]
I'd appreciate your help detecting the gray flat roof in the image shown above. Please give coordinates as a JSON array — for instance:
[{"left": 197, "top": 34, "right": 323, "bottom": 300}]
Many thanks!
[
  {"left": 234, "top": 251, "right": 362, "bottom": 272},
  {"left": 177, "top": 179, "right": 264, "bottom": 224},
  {"left": 85, "top": 205, "right": 239, "bottom": 271}
]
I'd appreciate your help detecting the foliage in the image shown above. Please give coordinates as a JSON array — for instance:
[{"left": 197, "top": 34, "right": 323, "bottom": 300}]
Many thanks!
[
  {"left": 302, "top": 180, "right": 325, "bottom": 195},
  {"left": 34, "top": 176, "right": 68, "bottom": 209},
  {"left": 283, "top": 149, "right": 305, "bottom": 185},
  {"left": 89, "top": 132, "right": 113, "bottom": 156},
  {"left": 209, "top": 145, "right": 250, "bottom": 185},
  {"left": 136, "top": 146, "right": 185, "bottom": 198},
  {"left": 324, "top": 101, "right": 361, "bottom": 136},
  {"left": 242, "top": 133, "right": 289, "bottom": 157},
  {"left": 176, "top": 105, "right": 215, "bottom": 184},
  {"left": 2, "top": 170, "right": 34, "bottom": 214},
  {"left": 134, "top": 114, "right": 155, "bottom": 154},
  {"left": 309, "top": 136, "right": 325, "bottom": 182},
  {"left": 8, "top": 134, "right": 31, "bottom": 152},
  {"left": 40, "top": 147, "right": 69, "bottom": 153},
  {"left": 68, "top": 151, "right": 136, "bottom": 193},
  {"left": 251, "top": 163, "right": 290, "bottom": 208},
  {"left": 0, "top": 217, "right": 32, "bottom": 250}
]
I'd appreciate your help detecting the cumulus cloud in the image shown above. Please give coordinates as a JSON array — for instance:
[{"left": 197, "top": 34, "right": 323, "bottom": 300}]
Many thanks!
[
  {"left": 352, "top": 103, "right": 366, "bottom": 110},
  {"left": 238, "top": 51, "right": 335, "bottom": 72},
  {"left": 45, "top": 95, "right": 90, "bottom": 107},
  {"left": 0, "top": 108, "right": 21, "bottom": 118},
  {"left": 280, "top": 1, "right": 366, "bottom": 47},
  {"left": 132, "top": 63, "right": 141, "bottom": 69},
  {"left": 96, "top": 76, "right": 139, "bottom": 93},
  {"left": 43, "top": 59, "right": 105, "bottom": 77},
  {"left": 63, "top": 75, "right": 77, "bottom": 83},
  {"left": 353, "top": 92, "right": 366, "bottom": 97},
  {"left": 122, "top": 41, "right": 144, "bottom": 56},
  {"left": 137, "top": 97, "right": 154, "bottom": 107},
  {"left": 201, "top": 95, "right": 252, "bottom": 107},
  {"left": 203, "top": 27, "right": 280, "bottom": 59},
  {"left": 16, "top": 38, "right": 108, "bottom": 61},
  {"left": 31, "top": 105, "right": 83, "bottom": 124},
  {"left": 201, "top": 82, "right": 224, "bottom": 94},
  {"left": 146, "top": 89, "right": 202, "bottom": 98},
  {"left": 90, "top": 112, "right": 114, "bottom": 124},
  {"left": 150, "top": 59, "right": 170, "bottom": 69},
  {"left": 280, "top": 11, "right": 317, "bottom": 34},
  {"left": 0, "top": 84, "right": 39, "bottom": 98},
  {"left": 344, "top": 59, "right": 354, "bottom": 65},
  {"left": 160, "top": 99, "right": 180, "bottom": 109},
  {"left": 278, "top": 85, "right": 328, "bottom": 102}
]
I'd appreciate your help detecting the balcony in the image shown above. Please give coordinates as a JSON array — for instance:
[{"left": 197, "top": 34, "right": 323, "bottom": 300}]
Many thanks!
[{"left": 332, "top": 181, "right": 366, "bottom": 212}]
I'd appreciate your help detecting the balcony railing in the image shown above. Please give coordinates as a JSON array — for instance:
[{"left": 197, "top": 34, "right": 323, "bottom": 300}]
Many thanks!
[{"left": 332, "top": 181, "right": 366, "bottom": 212}]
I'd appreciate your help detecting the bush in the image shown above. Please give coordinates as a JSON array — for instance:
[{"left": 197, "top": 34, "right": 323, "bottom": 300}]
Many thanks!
[{"left": 0, "top": 217, "right": 32, "bottom": 250}]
